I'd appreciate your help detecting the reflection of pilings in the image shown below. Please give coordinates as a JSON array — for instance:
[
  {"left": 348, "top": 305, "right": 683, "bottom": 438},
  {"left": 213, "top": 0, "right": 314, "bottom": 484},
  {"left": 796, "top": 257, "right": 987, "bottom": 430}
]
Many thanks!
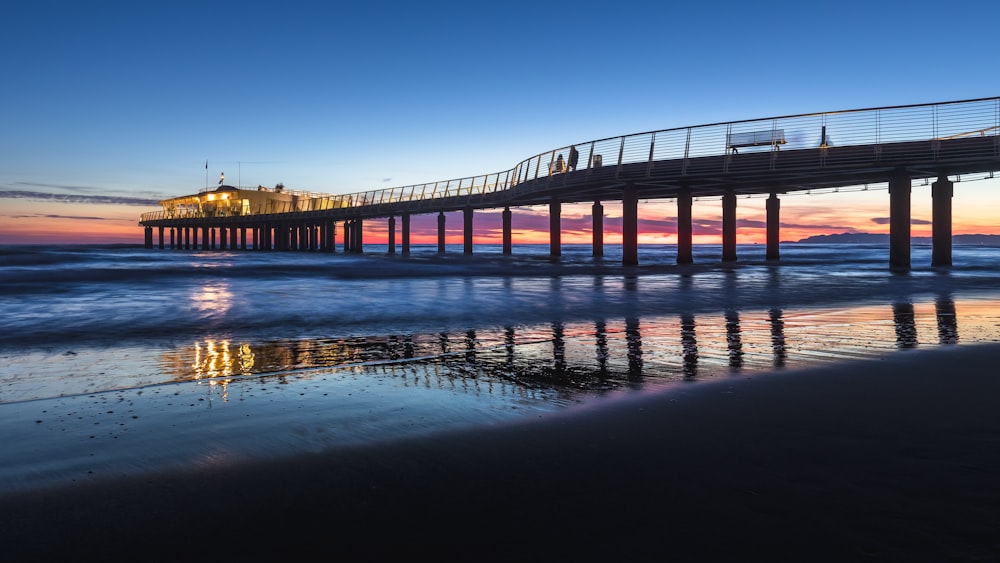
[
  {"left": 465, "top": 329, "right": 477, "bottom": 364},
  {"left": 551, "top": 321, "right": 566, "bottom": 374},
  {"left": 386, "top": 335, "right": 400, "bottom": 360},
  {"left": 725, "top": 309, "right": 743, "bottom": 369},
  {"left": 625, "top": 316, "right": 642, "bottom": 381},
  {"left": 892, "top": 302, "right": 917, "bottom": 348},
  {"left": 504, "top": 326, "right": 515, "bottom": 366},
  {"left": 594, "top": 320, "right": 609, "bottom": 375},
  {"left": 404, "top": 334, "right": 415, "bottom": 358},
  {"left": 680, "top": 313, "right": 697, "bottom": 379},
  {"left": 769, "top": 308, "right": 787, "bottom": 368},
  {"left": 935, "top": 294, "right": 958, "bottom": 345}
]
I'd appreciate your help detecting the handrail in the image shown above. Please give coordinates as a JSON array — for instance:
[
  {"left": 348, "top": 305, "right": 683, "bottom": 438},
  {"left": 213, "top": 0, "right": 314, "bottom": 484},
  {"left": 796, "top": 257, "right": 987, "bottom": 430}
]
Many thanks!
[{"left": 141, "top": 96, "right": 1000, "bottom": 224}]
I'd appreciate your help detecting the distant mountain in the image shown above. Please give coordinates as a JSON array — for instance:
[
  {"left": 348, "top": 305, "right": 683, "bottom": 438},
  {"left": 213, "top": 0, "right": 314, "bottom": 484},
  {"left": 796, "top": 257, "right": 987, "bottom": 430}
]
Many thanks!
[
  {"left": 792, "top": 233, "right": 1000, "bottom": 245},
  {"left": 792, "top": 233, "right": 888, "bottom": 244}
]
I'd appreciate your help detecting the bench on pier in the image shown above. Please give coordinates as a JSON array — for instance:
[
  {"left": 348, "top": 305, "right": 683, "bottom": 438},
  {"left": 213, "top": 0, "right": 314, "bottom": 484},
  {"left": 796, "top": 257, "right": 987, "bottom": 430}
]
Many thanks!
[{"left": 727, "top": 129, "right": 786, "bottom": 154}]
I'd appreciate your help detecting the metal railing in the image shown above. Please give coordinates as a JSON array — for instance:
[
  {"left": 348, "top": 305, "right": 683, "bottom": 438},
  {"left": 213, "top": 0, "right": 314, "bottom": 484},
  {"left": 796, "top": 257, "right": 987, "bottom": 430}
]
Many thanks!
[{"left": 141, "top": 96, "right": 1000, "bottom": 224}]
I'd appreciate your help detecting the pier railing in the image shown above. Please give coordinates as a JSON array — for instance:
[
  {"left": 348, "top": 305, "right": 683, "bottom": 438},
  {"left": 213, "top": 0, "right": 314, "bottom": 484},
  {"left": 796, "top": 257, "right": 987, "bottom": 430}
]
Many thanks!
[{"left": 141, "top": 96, "right": 999, "bottom": 223}]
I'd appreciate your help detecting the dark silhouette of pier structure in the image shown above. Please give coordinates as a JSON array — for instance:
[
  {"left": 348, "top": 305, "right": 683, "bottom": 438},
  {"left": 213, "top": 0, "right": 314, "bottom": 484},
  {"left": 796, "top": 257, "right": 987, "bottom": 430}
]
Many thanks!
[{"left": 140, "top": 97, "right": 1000, "bottom": 269}]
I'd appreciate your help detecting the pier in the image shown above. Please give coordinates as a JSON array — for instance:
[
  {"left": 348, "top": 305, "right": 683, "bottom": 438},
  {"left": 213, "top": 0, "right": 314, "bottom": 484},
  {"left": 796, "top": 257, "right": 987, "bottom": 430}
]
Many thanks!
[{"left": 140, "top": 97, "right": 1000, "bottom": 269}]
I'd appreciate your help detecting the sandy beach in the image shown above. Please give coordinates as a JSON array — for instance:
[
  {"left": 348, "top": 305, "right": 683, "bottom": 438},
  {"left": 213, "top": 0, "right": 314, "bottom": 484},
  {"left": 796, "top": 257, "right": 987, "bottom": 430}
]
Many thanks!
[{"left": 1, "top": 342, "right": 998, "bottom": 562}]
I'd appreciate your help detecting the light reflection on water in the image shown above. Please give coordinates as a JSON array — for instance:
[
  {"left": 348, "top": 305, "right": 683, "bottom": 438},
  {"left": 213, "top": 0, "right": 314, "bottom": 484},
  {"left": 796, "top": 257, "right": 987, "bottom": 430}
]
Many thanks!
[{"left": 190, "top": 281, "right": 233, "bottom": 318}]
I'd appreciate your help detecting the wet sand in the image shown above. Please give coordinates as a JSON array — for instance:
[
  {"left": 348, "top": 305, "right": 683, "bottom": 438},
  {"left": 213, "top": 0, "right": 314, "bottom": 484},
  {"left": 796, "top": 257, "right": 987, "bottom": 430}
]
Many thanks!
[{"left": 2, "top": 343, "right": 999, "bottom": 562}]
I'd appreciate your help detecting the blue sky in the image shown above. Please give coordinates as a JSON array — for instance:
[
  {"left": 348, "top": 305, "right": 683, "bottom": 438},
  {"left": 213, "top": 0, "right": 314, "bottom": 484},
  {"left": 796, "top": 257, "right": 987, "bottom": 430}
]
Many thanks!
[{"left": 2, "top": 0, "right": 999, "bottom": 242}]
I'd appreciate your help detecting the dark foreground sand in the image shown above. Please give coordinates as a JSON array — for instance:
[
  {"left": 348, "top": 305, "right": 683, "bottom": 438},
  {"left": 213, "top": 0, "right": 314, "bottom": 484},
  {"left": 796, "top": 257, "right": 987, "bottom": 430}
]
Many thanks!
[{"left": 2, "top": 344, "right": 999, "bottom": 562}]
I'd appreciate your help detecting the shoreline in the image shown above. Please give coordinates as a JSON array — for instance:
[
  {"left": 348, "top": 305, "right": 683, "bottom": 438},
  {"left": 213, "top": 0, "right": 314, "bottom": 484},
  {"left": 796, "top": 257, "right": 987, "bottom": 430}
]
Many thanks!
[{"left": 3, "top": 343, "right": 999, "bottom": 561}]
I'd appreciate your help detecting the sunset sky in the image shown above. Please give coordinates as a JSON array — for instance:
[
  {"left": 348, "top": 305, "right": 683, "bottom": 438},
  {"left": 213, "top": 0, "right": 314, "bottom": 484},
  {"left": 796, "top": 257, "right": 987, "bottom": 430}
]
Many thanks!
[{"left": 2, "top": 0, "right": 999, "bottom": 246}]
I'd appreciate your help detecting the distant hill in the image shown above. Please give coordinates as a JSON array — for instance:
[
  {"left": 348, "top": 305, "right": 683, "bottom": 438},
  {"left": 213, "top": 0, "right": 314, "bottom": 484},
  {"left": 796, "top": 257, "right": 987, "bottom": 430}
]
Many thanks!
[{"left": 792, "top": 233, "right": 1000, "bottom": 245}]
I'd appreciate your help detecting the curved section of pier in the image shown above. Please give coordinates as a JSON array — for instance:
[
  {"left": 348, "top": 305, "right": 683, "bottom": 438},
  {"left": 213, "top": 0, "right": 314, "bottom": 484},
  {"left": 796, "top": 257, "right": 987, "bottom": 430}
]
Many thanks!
[{"left": 140, "top": 96, "right": 1000, "bottom": 269}]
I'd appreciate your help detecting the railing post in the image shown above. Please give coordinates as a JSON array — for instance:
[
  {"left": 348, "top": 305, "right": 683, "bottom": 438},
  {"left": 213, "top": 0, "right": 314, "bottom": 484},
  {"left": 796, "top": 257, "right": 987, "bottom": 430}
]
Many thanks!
[
  {"left": 682, "top": 128, "right": 691, "bottom": 175},
  {"left": 646, "top": 132, "right": 656, "bottom": 176}
]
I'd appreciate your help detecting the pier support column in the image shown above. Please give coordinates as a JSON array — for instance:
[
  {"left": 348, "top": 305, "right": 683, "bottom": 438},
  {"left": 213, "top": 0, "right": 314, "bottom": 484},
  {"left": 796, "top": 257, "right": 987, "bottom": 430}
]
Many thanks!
[
  {"left": 592, "top": 201, "right": 604, "bottom": 257},
  {"left": 220, "top": 227, "right": 228, "bottom": 250},
  {"left": 437, "top": 212, "right": 446, "bottom": 254},
  {"left": 889, "top": 168, "right": 911, "bottom": 270},
  {"left": 932, "top": 175, "right": 954, "bottom": 267},
  {"left": 502, "top": 207, "right": 512, "bottom": 255},
  {"left": 401, "top": 213, "right": 410, "bottom": 255},
  {"left": 240, "top": 228, "right": 247, "bottom": 250},
  {"left": 388, "top": 216, "right": 396, "bottom": 254},
  {"left": 158, "top": 227, "right": 165, "bottom": 250},
  {"left": 722, "top": 190, "right": 737, "bottom": 262},
  {"left": 144, "top": 227, "right": 153, "bottom": 249},
  {"left": 170, "top": 228, "right": 176, "bottom": 250},
  {"left": 354, "top": 219, "right": 364, "bottom": 253},
  {"left": 203, "top": 227, "right": 210, "bottom": 251},
  {"left": 185, "top": 228, "right": 191, "bottom": 250},
  {"left": 343, "top": 221, "right": 351, "bottom": 253},
  {"left": 549, "top": 198, "right": 562, "bottom": 258},
  {"left": 766, "top": 192, "right": 780, "bottom": 261},
  {"left": 623, "top": 183, "right": 638, "bottom": 266},
  {"left": 464, "top": 206, "right": 474, "bottom": 255},
  {"left": 677, "top": 190, "right": 693, "bottom": 264},
  {"left": 252, "top": 227, "right": 259, "bottom": 250}
]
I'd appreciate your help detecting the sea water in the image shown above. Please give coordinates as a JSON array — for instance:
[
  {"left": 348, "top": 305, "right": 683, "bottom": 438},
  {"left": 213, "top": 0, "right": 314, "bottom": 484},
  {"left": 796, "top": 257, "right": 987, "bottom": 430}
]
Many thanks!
[{"left": 2, "top": 242, "right": 1000, "bottom": 490}]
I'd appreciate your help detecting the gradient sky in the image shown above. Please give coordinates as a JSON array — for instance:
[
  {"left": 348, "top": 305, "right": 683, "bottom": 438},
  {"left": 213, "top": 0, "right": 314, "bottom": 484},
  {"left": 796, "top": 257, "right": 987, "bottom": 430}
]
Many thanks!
[{"left": 2, "top": 0, "right": 999, "bottom": 245}]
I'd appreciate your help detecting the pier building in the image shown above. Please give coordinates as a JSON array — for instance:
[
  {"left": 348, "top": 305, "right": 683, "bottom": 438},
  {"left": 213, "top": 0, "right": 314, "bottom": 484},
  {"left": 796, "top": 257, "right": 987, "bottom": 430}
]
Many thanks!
[{"left": 141, "top": 97, "right": 1000, "bottom": 269}]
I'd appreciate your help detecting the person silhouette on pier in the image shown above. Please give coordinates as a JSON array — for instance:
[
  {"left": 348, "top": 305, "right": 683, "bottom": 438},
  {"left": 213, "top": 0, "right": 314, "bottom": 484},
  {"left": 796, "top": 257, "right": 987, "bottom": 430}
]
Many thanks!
[
  {"left": 568, "top": 145, "right": 579, "bottom": 171},
  {"left": 555, "top": 153, "right": 566, "bottom": 173}
]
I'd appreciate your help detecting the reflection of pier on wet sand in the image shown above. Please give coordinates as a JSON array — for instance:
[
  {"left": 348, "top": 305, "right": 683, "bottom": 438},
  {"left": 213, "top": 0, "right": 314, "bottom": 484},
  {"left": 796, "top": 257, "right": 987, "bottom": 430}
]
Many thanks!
[{"left": 156, "top": 294, "right": 973, "bottom": 396}]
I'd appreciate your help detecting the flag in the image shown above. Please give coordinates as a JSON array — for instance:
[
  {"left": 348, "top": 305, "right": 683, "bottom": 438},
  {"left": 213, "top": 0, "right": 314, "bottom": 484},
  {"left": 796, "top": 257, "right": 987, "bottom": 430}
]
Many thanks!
[
  {"left": 205, "top": 160, "right": 208, "bottom": 170},
  {"left": 219, "top": 172, "right": 224, "bottom": 185}
]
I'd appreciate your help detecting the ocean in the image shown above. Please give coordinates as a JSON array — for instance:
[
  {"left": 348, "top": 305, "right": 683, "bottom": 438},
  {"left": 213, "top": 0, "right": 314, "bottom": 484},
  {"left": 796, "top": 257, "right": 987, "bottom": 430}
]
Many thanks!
[{"left": 2, "top": 242, "right": 1000, "bottom": 492}]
